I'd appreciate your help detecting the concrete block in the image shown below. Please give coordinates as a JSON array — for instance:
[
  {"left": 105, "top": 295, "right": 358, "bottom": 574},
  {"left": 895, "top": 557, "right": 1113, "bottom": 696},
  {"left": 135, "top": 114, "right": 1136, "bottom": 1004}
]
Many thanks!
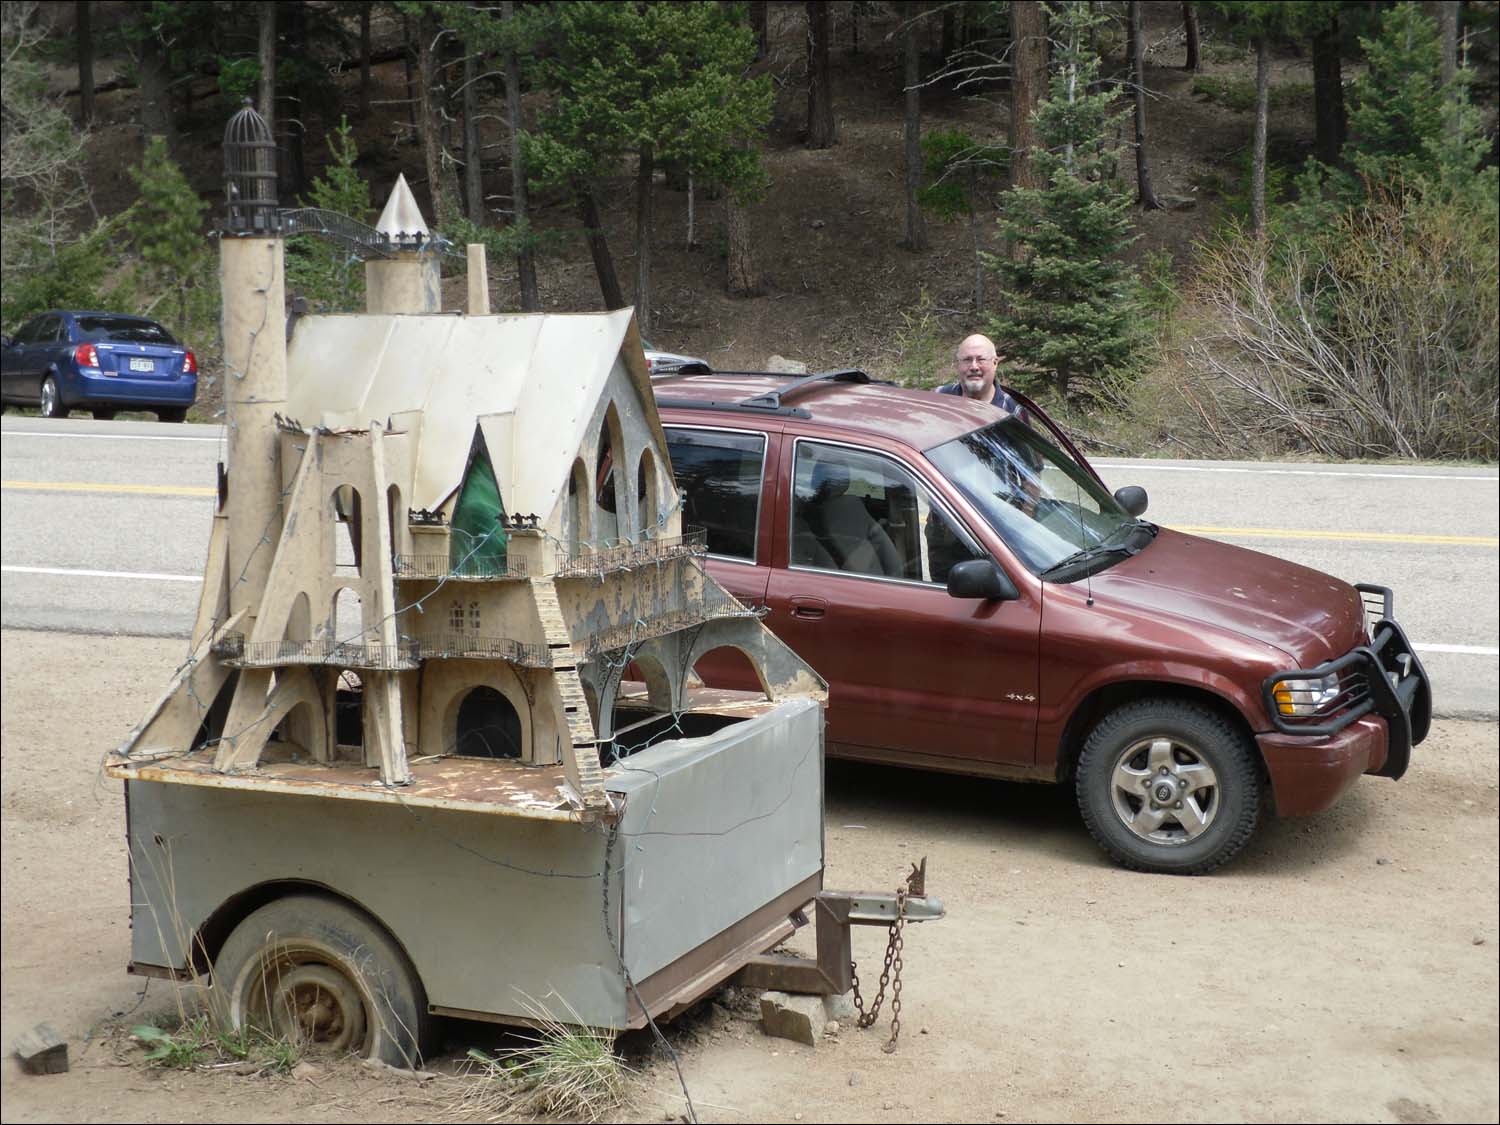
[
  {"left": 13, "top": 1023, "right": 67, "bottom": 1074},
  {"left": 823, "top": 992, "right": 855, "bottom": 1022},
  {"left": 759, "top": 990, "right": 823, "bottom": 1047}
]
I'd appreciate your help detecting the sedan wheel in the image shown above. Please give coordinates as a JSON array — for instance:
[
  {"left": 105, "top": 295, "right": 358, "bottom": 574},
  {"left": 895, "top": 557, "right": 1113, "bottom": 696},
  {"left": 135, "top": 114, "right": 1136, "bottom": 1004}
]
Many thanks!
[
  {"left": 40, "top": 375, "right": 67, "bottom": 419},
  {"left": 1076, "top": 700, "right": 1263, "bottom": 875}
]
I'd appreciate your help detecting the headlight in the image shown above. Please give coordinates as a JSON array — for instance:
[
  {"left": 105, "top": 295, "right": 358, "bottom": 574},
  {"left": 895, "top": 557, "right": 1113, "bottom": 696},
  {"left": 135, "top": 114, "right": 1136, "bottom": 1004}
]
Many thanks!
[{"left": 1272, "top": 674, "right": 1341, "bottom": 717}]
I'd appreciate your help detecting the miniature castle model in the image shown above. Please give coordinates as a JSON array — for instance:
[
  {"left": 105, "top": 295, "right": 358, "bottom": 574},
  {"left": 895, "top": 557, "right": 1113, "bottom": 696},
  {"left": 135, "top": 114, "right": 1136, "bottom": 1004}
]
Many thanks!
[{"left": 116, "top": 107, "right": 822, "bottom": 815}]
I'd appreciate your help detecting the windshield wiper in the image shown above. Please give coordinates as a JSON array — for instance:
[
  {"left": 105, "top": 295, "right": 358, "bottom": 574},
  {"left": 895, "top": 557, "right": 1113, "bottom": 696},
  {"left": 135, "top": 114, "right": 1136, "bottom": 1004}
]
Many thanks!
[{"left": 1038, "top": 520, "right": 1154, "bottom": 582}]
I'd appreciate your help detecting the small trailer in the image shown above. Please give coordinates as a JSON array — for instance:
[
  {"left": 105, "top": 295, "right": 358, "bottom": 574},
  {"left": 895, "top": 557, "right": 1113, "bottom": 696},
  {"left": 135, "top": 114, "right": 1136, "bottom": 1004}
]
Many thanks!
[{"left": 106, "top": 107, "right": 939, "bottom": 1065}]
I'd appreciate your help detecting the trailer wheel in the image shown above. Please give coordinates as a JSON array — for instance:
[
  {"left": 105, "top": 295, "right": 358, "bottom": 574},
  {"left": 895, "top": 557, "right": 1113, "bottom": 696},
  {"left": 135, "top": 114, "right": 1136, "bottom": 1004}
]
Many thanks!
[{"left": 214, "top": 893, "right": 430, "bottom": 1068}]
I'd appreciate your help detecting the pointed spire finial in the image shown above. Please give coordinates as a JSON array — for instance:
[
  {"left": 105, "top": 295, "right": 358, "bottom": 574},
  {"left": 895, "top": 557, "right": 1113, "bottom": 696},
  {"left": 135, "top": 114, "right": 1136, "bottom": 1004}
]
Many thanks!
[{"left": 375, "top": 173, "right": 430, "bottom": 247}]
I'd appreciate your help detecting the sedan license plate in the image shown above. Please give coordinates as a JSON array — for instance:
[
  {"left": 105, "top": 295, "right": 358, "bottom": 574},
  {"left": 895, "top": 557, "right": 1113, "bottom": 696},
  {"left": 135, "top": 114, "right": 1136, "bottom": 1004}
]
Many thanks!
[{"left": 128, "top": 357, "right": 155, "bottom": 373}]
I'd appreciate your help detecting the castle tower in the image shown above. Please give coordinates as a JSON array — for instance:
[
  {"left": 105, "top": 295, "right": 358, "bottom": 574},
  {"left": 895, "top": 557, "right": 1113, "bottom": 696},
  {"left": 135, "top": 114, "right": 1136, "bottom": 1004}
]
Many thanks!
[
  {"left": 220, "top": 101, "right": 288, "bottom": 627},
  {"left": 365, "top": 173, "right": 442, "bottom": 314}
]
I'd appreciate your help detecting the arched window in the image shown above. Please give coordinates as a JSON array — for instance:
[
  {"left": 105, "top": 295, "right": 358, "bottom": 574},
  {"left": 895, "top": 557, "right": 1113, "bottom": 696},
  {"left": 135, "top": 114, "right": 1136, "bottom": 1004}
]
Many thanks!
[
  {"left": 331, "top": 486, "right": 364, "bottom": 574},
  {"left": 636, "top": 449, "right": 658, "bottom": 537},
  {"left": 454, "top": 686, "right": 523, "bottom": 759},
  {"left": 595, "top": 405, "right": 625, "bottom": 544}
]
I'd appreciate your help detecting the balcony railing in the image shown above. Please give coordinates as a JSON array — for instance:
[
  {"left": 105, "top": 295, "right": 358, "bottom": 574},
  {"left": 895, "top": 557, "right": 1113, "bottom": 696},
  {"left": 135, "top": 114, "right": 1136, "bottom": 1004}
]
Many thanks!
[
  {"left": 554, "top": 528, "right": 707, "bottom": 580},
  {"left": 393, "top": 554, "right": 529, "bottom": 580}
]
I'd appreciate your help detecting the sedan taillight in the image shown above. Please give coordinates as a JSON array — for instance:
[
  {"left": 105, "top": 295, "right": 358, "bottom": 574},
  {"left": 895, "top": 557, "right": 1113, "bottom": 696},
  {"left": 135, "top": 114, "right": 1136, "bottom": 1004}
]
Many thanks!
[
  {"left": 183, "top": 350, "right": 197, "bottom": 374},
  {"left": 74, "top": 343, "right": 99, "bottom": 368}
]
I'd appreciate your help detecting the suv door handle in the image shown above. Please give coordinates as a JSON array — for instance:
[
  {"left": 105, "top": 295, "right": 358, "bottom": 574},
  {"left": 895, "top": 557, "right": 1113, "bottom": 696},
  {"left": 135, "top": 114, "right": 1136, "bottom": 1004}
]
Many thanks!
[{"left": 789, "top": 596, "right": 827, "bottom": 620}]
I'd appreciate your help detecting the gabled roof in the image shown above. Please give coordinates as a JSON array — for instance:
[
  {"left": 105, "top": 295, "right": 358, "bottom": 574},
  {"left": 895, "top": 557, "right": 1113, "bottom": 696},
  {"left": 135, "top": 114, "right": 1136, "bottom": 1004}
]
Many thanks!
[{"left": 284, "top": 308, "right": 663, "bottom": 515}]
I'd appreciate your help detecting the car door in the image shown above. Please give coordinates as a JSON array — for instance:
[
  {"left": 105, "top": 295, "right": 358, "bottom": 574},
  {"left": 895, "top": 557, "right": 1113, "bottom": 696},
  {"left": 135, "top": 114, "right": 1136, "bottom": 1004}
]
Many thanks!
[
  {"left": 1, "top": 316, "right": 50, "bottom": 400},
  {"left": 764, "top": 435, "right": 1041, "bottom": 768}
]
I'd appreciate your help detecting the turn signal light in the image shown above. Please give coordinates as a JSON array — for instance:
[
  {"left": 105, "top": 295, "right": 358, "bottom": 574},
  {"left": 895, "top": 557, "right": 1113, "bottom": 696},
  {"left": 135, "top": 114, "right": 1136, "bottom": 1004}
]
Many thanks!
[{"left": 183, "top": 350, "right": 197, "bottom": 374}]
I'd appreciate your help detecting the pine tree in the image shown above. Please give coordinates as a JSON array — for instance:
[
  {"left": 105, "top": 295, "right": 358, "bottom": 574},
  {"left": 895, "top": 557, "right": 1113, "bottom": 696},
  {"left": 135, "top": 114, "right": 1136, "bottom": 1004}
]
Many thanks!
[
  {"left": 125, "top": 136, "right": 213, "bottom": 343},
  {"left": 286, "top": 117, "right": 373, "bottom": 312},
  {"left": 989, "top": 1, "right": 1143, "bottom": 400}
]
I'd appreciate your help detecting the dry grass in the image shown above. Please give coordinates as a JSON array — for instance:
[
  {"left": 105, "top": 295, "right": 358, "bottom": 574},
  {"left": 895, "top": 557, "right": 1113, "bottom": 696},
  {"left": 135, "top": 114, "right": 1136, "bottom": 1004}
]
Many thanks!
[{"left": 453, "top": 994, "right": 633, "bottom": 1123}]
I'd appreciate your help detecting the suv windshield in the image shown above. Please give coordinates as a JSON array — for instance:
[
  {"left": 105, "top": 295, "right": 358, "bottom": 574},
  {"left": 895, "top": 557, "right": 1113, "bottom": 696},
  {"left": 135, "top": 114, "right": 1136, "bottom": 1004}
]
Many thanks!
[
  {"left": 928, "top": 419, "right": 1146, "bottom": 578},
  {"left": 75, "top": 316, "right": 177, "bottom": 344}
]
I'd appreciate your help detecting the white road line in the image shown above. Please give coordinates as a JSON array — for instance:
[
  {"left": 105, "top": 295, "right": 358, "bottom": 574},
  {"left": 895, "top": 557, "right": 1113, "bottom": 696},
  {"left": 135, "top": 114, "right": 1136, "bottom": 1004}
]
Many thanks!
[
  {"left": 1, "top": 430, "right": 221, "bottom": 443},
  {"left": 1093, "top": 462, "right": 1498, "bottom": 483},
  {"left": 5, "top": 565, "right": 1495, "bottom": 655},
  {"left": 2, "top": 564, "right": 202, "bottom": 583}
]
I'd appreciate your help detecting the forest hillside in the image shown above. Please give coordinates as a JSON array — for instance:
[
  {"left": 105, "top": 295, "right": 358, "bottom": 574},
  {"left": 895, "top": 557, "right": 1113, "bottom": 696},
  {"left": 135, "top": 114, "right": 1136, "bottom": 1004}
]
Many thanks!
[{"left": 3, "top": 1, "right": 1496, "bottom": 459}]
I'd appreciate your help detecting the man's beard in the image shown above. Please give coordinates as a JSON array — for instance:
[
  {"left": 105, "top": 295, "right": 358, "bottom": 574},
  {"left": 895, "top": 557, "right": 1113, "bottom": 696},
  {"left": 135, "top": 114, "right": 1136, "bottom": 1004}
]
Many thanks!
[{"left": 960, "top": 374, "right": 990, "bottom": 397}]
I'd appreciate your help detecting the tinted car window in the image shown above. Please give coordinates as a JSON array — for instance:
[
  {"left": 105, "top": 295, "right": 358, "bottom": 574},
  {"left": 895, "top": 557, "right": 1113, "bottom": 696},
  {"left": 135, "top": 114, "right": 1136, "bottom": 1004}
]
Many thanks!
[
  {"left": 35, "top": 316, "right": 63, "bottom": 343},
  {"left": 74, "top": 316, "right": 177, "bottom": 344},
  {"left": 791, "top": 441, "right": 982, "bottom": 583},
  {"left": 10, "top": 318, "right": 46, "bottom": 345},
  {"left": 664, "top": 428, "right": 765, "bottom": 561}
]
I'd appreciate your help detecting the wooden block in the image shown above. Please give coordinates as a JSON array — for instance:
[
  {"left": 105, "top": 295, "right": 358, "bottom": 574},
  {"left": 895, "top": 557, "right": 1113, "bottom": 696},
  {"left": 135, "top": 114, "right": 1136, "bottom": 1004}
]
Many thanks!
[{"left": 13, "top": 1023, "right": 68, "bottom": 1074}]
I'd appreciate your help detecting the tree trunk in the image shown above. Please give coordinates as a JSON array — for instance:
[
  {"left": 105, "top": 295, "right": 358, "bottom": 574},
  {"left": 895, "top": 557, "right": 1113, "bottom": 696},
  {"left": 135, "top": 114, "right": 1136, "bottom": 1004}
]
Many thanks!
[
  {"left": 462, "top": 36, "right": 483, "bottom": 225},
  {"left": 634, "top": 144, "right": 655, "bottom": 336},
  {"left": 968, "top": 169, "right": 984, "bottom": 311},
  {"left": 749, "top": 1, "right": 768, "bottom": 59},
  {"left": 941, "top": 5, "right": 956, "bottom": 62},
  {"left": 77, "top": 1, "right": 95, "bottom": 125},
  {"left": 137, "top": 24, "right": 174, "bottom": 148},
  {"left": 418, "top": 13, "right": 458, "bottom": 225},
  {"left": 1130, "top": 2, "right": 1162, "bottom": 209},
  {"left": 403, "top": 14, "right": 419, "bottom": 134},
  {"left": 1182, "top": 3, "right": 1201, "bottom": 72},
  {"left": 359, "top": 3, "right": 372, "bottom": 115},
  {"left": 1311, "top": 11, "right": 1346, "bottom": 167},
  {"left": 1425, "top": 0, "right": 1459, "bottom": 87},
  {"left": 258, "top": 1, "right": 276, "bottom": 132},
  {"left": 1008, "top": 1, "right": 1046, "bottom": 191},
  {"left": 1251, "top": 36, "right": 1269, "bottom": 236},
  {"left": 686, "top": 174, "right": 696, "bottom": 249},
  {"left": 282, "top": 1, "right": 306, "bottom": 198},
  {"left": 502, "top": 0, "right": 539, "bottom": 311},
  {"left": 903, "top": 2, "right": 927, "bottom": 250},
  {"left": 806, "top": 1, "right": 837, "bottom": 148},
  {"left": 575, "top": 183, "right": 626, "bottom": 310},
  {"left": 725, "top": 194, "right": 764, "bottom": 297}
]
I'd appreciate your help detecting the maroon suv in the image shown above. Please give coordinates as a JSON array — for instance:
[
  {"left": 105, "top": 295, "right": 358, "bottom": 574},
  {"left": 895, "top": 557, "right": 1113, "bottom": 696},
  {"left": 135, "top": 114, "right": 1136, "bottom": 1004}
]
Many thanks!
[{"left": 655, "top": 370, "right": 1431, "bottom": 874}]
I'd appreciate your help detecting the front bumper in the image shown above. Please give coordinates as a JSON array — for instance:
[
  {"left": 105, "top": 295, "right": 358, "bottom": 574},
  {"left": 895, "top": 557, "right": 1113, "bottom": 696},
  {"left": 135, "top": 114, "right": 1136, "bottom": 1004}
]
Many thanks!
[
  {"left": 1261, "top": 583, "right": 1432, "bottom": 782},
  {"left": 1257, "top": 716, "right": 1387, "bottom": 816}
]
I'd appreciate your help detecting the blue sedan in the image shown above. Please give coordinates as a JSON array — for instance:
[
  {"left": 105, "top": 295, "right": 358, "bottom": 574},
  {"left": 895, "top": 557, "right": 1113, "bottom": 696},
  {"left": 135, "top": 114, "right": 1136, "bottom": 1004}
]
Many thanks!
[{"left": 0, "top": 310, "right": 198, "bottom": 421}]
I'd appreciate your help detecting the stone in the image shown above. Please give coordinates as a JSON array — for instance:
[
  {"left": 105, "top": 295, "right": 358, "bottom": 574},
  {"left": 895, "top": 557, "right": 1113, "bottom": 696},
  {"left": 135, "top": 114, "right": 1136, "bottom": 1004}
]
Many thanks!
[
  {"left": 760, "top": 990, "right": 823, "bottom": 1047},
  {"left": 765, "top": 355, "right": 809, "bottom": 375},
  {"left": 823, "top": 992, "right": 856, "bottom": 1022},
  {"left": 823, "top": 1020, "right": 840, "bottom": 1037},
  {"left": 849, "top": 1072, "right": 862, "bottom": 1087},
  {"left": 12, "top": 1024, "right": 67, "bottom": 1075}
]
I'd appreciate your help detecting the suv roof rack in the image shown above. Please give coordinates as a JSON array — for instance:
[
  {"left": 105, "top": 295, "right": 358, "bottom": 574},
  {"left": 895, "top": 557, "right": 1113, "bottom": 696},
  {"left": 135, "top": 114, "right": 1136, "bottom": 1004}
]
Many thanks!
[{"left": 654, "top": 368, "right": 876, "bottom": 419}]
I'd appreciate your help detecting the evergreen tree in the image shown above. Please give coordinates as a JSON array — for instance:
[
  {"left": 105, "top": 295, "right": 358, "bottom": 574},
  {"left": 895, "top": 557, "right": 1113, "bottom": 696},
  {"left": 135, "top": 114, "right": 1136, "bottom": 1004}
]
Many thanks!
[
  {"left": 286, "top": 117, "right": 373, "bottom": 312},
  {"left": 124, "top": 136, "right": 213, "bottom": 344},
  {"left": 523, "top": 1, "right": 773, "bottom": 332},
  {"left": 989, "top": 1, "right": 1143, "bottom": 399},
  {"left": 918, "top": 129, "right": 1008, "bottom": 311}
]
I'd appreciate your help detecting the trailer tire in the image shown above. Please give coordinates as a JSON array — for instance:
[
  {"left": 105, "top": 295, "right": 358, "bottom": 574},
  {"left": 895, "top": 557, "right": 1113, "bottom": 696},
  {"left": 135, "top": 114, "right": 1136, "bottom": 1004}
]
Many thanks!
[{"left": 214, "top": 893, "right": 430, "bottom": 1068}]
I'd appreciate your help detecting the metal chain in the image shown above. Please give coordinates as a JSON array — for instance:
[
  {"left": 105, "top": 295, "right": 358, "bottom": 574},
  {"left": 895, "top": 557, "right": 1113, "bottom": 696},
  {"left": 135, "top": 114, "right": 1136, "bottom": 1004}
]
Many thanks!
[{"left": 848, "top": 885, "right": 909, "bottom": 1051}]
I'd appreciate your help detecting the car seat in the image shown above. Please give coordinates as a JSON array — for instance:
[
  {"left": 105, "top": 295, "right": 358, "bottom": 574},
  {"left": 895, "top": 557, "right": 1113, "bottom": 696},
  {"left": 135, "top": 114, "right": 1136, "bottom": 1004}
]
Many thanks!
[{"left": 805, "top": 460, "right": 903, "bottom": 577}]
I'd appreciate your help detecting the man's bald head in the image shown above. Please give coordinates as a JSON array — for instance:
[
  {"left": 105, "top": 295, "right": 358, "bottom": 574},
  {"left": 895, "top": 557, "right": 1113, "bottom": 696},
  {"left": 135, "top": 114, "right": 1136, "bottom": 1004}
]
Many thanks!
[{"left": 954, "top": 334, "right": 1000, "bottom": 401}]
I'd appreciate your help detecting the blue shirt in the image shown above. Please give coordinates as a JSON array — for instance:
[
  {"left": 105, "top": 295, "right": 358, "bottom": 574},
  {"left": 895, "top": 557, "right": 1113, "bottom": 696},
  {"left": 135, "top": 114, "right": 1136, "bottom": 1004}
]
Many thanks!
[{"left": 936, "top": 381, "right": 1030, "bottom": 423}]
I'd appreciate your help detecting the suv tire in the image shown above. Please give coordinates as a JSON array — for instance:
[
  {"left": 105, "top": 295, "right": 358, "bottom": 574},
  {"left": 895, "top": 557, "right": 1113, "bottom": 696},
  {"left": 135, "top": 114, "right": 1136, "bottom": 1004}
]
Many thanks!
[{"left": 1076, "top": 699, "right": 1262, "bottom": 875}]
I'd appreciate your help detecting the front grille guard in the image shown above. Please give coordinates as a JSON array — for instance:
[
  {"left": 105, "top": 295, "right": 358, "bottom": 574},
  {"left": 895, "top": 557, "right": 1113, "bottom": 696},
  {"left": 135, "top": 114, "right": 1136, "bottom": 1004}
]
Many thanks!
[{"left": 1261, "top": 583, "right": 1431, "bottom": 780}]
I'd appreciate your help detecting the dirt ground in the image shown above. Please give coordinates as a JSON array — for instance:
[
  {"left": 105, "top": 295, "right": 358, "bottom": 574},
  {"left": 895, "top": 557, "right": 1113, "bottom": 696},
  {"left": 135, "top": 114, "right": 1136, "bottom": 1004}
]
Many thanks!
[{"left": 2, "top": 629, "right": 1496, "bottom": 1124}]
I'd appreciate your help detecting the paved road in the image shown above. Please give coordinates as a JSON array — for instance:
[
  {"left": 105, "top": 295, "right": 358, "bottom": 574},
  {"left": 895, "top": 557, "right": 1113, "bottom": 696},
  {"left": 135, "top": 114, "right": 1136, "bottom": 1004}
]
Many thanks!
[{"left": 3, "top": 416, "right": 1497, "bottom": 716}]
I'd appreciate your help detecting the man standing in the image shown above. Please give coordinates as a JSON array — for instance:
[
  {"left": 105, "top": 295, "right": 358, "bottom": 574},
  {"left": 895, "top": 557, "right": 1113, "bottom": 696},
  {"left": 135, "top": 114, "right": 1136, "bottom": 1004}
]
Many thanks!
[{"left": 937, "top": 333, "right": 1028, "bottom": 419}]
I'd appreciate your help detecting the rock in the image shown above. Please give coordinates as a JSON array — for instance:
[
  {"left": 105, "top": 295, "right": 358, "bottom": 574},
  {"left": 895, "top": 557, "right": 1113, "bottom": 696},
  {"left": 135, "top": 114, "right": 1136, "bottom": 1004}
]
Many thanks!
[
  {"left": 1376, "top": 857, "right": 1392, "bottom": 866},
  {"left": 12, "top": 1023, "right": 67, "bottom": 1075},
  {"left": 823, "top": 992, "right": 856, "bottom": 1022},
  {"left": 760, "top": 991, "right": 823, "bottom": 1047},
  {"left": 810, "top": 219, "right": 826, "bottom": 229},
  {"left": 1474, "top": 936, "right": 1487, "bottom": 946},
  {"left": 849, "top": 1071, "right": 862, "bottom": 1087},
  {"left": 765, "top": 355, "right": 809, "bottom": 375},
  {"left": 823, "top": 1020, "right": 840, "bottom": 1037}
]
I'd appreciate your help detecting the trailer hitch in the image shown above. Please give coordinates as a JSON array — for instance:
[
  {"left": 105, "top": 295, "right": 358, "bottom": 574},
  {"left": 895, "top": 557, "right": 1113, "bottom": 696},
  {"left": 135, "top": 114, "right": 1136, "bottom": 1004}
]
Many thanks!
[{"left": 735, "top": 858, "right": 946, "bottom": 1051}]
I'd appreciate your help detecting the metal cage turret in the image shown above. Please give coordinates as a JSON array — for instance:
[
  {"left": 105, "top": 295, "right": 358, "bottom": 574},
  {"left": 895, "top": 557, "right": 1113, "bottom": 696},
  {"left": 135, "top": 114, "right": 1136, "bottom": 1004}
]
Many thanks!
[{"left": 223, "top": 99, "right": 279, "bottom": 234}]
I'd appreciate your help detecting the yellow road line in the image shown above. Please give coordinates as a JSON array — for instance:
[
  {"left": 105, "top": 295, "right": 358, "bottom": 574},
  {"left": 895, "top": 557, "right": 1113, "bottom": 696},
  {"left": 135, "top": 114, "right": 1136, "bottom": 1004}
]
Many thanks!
[
  {"left": 1, "top": 479, "right": 215, "bottom": 498},
  {"left": 1176, "top": 525, "right": 1498, "bottom": 547}
]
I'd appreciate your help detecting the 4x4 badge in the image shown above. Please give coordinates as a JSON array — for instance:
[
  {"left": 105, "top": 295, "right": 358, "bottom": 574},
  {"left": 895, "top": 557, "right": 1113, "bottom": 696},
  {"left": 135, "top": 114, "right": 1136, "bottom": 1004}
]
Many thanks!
[{"left": 1004, "top": 692, "right": 1037, "bottom": 703}]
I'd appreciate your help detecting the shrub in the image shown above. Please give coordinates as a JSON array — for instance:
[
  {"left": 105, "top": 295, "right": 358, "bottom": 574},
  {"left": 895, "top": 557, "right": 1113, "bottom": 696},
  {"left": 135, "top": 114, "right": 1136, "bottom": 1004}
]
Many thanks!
[{"left": 1185, "top": 188, "right": 1498, "bottom": 460}]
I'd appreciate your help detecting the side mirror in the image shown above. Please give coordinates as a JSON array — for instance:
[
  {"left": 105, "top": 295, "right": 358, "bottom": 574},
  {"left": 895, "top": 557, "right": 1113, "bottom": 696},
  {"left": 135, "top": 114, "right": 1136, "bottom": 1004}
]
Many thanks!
[
  {"left": 947, "top": 559, "right": 1020, "bottom": 602},
  {"left": 1114, "top": 485, "right": 1148, "bottom": 517}
]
